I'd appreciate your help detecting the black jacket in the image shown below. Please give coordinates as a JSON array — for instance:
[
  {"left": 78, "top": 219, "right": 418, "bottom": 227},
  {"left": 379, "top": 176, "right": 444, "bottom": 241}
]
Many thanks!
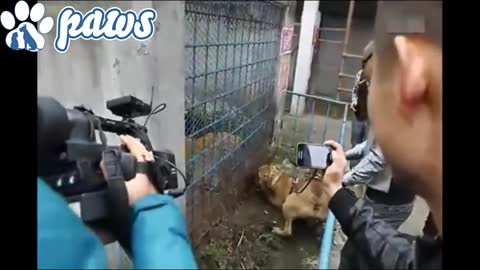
[{"left": 330, "top": 188, "right": 442, "bottom": 269}]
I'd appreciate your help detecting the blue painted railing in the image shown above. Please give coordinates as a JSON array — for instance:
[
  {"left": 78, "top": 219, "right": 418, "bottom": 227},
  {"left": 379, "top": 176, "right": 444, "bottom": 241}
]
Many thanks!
[
  {"left": 319, "top": 103, "right": 349, "bottom": 270},
  {"left": 281, "top": 90, "right": 350, "bottom": 269}
]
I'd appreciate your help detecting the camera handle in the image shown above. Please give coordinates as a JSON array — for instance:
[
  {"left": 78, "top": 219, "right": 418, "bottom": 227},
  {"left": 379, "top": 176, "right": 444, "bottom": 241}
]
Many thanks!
[
  {"left": 102, "top": 149, "right": 132, "bottom": 255},
  {"left": 100, "top": 148, "right": 168, "bottom": 255}
]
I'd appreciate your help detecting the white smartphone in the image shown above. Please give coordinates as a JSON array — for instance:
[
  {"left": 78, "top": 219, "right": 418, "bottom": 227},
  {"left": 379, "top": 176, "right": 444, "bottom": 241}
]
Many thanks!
[{"left": 296, "top": 143, "right": 333, "bottom": 169}]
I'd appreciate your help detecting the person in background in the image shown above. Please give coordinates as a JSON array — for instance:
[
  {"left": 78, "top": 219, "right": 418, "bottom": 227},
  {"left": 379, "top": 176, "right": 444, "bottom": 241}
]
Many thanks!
[
  {"left": 423, "top": 211, "right": 439, "bottom": 239},
  {"left": 38, "top": 135, "right": 198, "bottom": 269},
  {"left": 349, "top": 41, "right": 374, "bottom": 168},
  {"left": 321, "top": 1, "right": 442, "bottom": 268}
]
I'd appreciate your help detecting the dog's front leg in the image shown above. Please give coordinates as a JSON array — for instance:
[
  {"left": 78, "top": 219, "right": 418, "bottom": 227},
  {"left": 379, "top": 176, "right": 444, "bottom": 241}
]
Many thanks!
[
  {"left": 272, "top": 217, "right": 293, "bottom": 236},
  {"left": 272, "top": 202, "right": 295, "bottom": 236}
]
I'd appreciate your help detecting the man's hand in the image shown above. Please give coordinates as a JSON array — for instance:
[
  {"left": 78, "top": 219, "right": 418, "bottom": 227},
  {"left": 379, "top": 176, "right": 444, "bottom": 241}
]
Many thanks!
[
  {"left": 101, "top": 135, "right": 158, "bottom": 205},
  {"left": 323, "top": 140, "right": 348, "bottom": 200},
  {"left": 121, "top": 135, "right": 158, "bottom": 204},
  {"left": 350, "top": 102, "right": 357, "bottom": 112}
]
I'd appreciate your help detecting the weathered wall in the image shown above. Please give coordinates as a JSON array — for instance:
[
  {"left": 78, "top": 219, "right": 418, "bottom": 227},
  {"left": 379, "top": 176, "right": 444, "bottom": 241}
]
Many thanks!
[
  {"left": 274, "top": 2, "right": 296, "bottom": 113},
  {"left": 272, "top": 2, "right": 296, "bottom": 142},
  {"left": 37, "top": 1, "right": 185, "bottom": 267},
  {"left": 38, "top": 0, "right": 186, "bottom": 206}
]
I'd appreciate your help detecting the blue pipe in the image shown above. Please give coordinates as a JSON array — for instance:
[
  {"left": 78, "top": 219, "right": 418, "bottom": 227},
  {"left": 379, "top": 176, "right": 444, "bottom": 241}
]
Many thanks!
[
  {"left": 318, "top": 104, "right": 349, "bottom": 269},
  {"left": 319, "top": 211, "right": 336, "bottom": 269}
]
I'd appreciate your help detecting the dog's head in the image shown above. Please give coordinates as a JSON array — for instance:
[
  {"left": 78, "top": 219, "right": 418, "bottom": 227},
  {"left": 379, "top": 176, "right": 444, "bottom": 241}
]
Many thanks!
[{"left": 257, "top": 164, "right": 283, "bottom": 190}]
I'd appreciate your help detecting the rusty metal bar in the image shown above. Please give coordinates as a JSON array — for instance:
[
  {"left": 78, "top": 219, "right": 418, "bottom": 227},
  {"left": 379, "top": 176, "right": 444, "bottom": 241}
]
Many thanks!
[
  {"left": 319, "top": 27, "right": 346, "bottom": 32},
  {"left": 335, "top": 0, "right": 356, "bottom": 94},
  {"left": 319, "top": 104, "right": 350, "bottom": 270},
  {"left": 342, "top": 1, "right": 355, "bottom": 59},
  {"left": 283, "top": 90, "right": 350, "bottom": 105},
  {"left": 319, "top": 39, "right": 343, "bottom": 45},
  {"left": 338, "top": 72, "right": 356, "bottom": 79},
  {"left": 343, "top": 52, "right": 363, "bottom": 60},
  {"left": 337, "top": 87, "right": 353, "bottom": 92}
]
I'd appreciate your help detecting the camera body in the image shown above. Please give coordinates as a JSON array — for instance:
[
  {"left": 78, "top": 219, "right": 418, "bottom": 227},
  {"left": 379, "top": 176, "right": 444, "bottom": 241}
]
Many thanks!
[{"left": 38, "top": 95, "right": 185, "bottom": 251}]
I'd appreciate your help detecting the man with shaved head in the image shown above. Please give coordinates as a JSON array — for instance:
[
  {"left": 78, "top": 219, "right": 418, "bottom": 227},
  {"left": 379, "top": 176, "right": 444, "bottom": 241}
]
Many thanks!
[{"left": 321, "top": 1, "right": 442, "bottom": 268}]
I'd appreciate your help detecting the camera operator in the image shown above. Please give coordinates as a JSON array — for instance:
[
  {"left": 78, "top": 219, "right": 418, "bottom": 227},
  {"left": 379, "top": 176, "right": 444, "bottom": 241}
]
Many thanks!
[
  {"left": 320, "top": 1, "right": 442, "bottom": 268},
  {"left": 38, "top": 135, "right": 198, "bottom": 269}
]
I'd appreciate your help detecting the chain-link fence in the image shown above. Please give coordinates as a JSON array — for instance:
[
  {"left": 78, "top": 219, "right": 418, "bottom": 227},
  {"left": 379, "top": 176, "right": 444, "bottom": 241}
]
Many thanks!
[{"left": 184, "top": 1, "right": 284, "bottom": 244}]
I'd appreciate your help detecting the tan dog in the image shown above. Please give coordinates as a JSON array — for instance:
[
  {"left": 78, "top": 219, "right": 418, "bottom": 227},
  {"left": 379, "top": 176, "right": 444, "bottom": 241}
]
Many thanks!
[{"left": 257, "top": 164, "right": 329, "bottom": 237}]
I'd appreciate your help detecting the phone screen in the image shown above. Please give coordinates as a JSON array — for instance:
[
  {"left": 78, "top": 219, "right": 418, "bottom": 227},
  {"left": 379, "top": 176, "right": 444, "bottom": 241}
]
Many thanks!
[{"left": 297, "top": 143, "right": 331, "bottom": 169}]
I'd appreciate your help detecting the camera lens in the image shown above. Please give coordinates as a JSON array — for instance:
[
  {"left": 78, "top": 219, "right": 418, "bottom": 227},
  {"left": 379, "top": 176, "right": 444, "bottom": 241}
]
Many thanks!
[{"left": 38, "top": 97, "right": 71, "bottom": 153}]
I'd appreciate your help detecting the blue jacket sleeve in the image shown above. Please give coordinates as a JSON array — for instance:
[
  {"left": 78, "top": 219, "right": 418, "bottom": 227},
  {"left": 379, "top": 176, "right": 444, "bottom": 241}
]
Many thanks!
[
  {"left": 38, "top": 177, "right": 197, "bottom": 270},
  {"left": 37, "top": 179, "right": 108, "bottom": 269},
  {"left": 131, "top": 194, "right": 198, "bottom": 269}
]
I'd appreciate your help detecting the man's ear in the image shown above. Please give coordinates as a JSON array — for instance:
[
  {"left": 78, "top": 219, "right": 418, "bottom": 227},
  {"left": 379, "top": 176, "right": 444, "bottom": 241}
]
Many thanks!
[{"left": 394, "top": 36, "right": 428, "bottom": 118}]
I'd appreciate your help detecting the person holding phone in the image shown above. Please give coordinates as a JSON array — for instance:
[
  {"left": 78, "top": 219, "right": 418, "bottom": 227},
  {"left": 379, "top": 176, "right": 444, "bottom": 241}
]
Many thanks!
[
  {"left": 340, "top": 136, "right": 415, "bottom": 268},
  {"left": 319, "top": 1, "right": 442, "bottom": 268}
]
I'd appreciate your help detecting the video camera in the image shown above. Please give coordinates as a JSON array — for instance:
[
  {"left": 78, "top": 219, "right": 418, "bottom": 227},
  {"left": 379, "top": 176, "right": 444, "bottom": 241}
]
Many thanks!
[{"left": 37, "top": 94, "right": 188, "bottom": 253}]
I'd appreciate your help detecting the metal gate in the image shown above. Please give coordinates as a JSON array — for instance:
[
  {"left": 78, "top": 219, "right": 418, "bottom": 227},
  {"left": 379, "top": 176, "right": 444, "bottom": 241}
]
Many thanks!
[
  {"left": 184, "top": 1, "right": 284, "bottom": 244},
  {"left": 275, "top": 90, "right": 350, "bottom": 270}
]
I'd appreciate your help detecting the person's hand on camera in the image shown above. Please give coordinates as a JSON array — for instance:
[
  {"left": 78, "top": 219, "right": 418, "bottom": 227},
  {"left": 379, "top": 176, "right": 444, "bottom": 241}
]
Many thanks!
[
  {"left": 101, "top": 135, "right": 158, "bottom": 205},
  {"left": 323, "top": 140, "right": 348, "bottom": 200},
  {"left": 121, "top": 135, "right": 158, "bottom": 204}
]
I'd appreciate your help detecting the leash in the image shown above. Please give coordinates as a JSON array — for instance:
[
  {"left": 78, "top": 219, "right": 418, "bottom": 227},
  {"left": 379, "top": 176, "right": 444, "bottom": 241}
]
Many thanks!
[
  {"left": 290, "top": 169, "right": 319, "bottom": 194},
  {"left": 267, "top": 147, "right": 320, "bottom": 195}
]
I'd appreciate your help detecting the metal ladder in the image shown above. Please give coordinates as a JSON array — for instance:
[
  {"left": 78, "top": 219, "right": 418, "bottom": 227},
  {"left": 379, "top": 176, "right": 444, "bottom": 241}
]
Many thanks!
[{"left": 316, "top": 1, "right": 364, "bottom": 269}]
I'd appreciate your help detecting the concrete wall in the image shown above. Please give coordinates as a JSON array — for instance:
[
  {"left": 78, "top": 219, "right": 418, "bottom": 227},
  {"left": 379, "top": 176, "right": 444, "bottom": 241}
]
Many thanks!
[
  {"left": 38, "top": 0, "right": 186, "bottom": 207},
  {"left": 37, "top": 2, "right": 185, "bottom": 267},
  {"left": 274, "top": 2, "right": 296, "bottom": 108},
  {"left": 273, "top": 2, "right": 296, "bottom": 140}
]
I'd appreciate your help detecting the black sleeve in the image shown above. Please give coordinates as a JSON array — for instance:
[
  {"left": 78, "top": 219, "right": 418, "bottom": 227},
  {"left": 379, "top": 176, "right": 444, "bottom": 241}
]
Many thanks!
[{"left": 329, "top": 188, "right": 417, "bottom": 269}]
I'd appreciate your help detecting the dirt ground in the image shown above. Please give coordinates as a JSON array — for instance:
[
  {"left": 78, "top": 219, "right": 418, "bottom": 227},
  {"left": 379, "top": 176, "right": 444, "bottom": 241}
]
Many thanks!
[
  {"left": 108, "top": 113, "right": 430, "bottom": 269},
  {"left": 195, "top": 187, "right": 322, "bottom": 269},
  {"left": 107, "top": 188, "right": 430, "bottom": 270}
]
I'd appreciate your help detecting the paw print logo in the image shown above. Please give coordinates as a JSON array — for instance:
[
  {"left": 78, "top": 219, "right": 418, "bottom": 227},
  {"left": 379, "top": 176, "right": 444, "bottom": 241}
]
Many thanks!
[{"left": 0, "top": 1, "right": 54, "bottom": 52}]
